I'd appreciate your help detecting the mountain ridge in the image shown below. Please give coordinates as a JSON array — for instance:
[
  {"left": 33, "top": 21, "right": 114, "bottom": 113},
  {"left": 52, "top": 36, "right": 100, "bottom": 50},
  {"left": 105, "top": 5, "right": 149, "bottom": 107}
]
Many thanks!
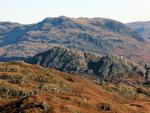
[
  {"left": 127, "top": 21, "right": 150, "bottom": 42},
  {"left": 1, "top": 16, "right": 150, "bottom": 62}
]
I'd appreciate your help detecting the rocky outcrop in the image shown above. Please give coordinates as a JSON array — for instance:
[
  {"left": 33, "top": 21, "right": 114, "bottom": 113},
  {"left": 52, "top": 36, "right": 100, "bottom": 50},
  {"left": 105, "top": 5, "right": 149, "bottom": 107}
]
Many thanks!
[
  {"left": 144, "top": 63, "right": 150, "bottom": 81},
  {"left": 88, "top": 54, "right": 146, "bottom": 79},
  {"left": 28, "top": 46, "right": 146, "bottom": 80},
  {"left": 29, "top": 46, "right": 101, "bottom": 73}
]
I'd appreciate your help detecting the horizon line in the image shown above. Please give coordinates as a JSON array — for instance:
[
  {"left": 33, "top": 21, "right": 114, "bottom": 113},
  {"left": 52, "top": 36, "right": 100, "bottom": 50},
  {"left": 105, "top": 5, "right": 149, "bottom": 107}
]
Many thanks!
[{"left": 0, "top": 16, "right": 150, "bottom": 24}]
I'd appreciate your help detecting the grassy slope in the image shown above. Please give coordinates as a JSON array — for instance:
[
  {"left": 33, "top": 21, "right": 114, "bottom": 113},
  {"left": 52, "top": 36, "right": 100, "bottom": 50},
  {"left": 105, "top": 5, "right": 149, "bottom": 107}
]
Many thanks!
[{"left": 0, "top": 61, "right": 149, "bottom": 113}]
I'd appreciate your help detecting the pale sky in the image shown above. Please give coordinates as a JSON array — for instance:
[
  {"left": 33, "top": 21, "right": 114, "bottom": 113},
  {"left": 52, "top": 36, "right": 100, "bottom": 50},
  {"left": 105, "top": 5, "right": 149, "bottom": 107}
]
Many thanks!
[{"left": 0, "top": 0, "right": 150, "bottom": 24}]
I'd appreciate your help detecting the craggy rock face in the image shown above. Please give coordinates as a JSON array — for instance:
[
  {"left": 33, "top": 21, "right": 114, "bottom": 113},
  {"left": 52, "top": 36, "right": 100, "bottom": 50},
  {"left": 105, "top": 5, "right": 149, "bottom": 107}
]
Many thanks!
[
  {"left": 145, "top": 63, "right": 150, "bottom": 81},
  {"left": 88, "top": 54, "right": 146, "bottom": 78},
  {"left": 28, "top": 46, "right": 147, "bottom": 82},
  {"left": 29, "top": 46, "right": 103, "bottom": 74},
  {"left": 30, "top": 46, "right": 89, "bottom": 73}
]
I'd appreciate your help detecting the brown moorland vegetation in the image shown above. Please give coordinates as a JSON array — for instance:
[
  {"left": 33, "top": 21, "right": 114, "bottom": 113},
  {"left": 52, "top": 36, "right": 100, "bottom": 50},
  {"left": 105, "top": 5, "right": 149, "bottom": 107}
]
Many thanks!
[{"left": 0, "top": 61, "right": 149, "bottom": 113}]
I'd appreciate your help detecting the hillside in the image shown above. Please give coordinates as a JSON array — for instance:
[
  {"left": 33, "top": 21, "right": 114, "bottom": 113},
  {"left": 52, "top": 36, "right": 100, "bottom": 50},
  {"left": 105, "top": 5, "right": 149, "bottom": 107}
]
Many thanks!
[
  {"left": 0, "top": 22, "right": 21, "bottom": 34},
  {"left": 127, "top": 21, "right": 150, "bottom": 41},
  {"left": 0, "top": 16, "right": 150, "bottom": 62},
  {"left": 0, "top": 61, "right": 150, "bottom": 113},
  {"left": 28, "top": 46, "right": 149, "bottom": 82}
]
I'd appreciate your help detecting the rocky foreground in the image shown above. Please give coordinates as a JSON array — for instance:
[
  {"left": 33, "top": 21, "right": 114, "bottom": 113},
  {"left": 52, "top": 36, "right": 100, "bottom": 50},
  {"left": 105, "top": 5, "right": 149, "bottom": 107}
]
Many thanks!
[{"left": 0, "top": 62, "right": 149, "bottom": 113}]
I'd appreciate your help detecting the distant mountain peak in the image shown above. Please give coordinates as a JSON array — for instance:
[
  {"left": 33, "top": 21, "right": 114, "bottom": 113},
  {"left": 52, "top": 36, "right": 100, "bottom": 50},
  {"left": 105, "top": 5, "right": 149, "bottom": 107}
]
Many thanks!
[
  {"left": 127, "top": 21, "right": 150, "bottom": 41},
  {"left": 40, "top": 16, "right": 72, "bottom": 25},
  {"left": 0, "top": 16, "right": 149, "bottom": 62}
]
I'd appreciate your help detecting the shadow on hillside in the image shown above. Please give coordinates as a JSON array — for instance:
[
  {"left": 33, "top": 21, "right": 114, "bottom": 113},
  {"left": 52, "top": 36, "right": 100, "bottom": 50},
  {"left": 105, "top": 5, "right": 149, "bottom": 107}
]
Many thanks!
[{"left": 0, "top": 57, "right": 28, "bottom": 62}]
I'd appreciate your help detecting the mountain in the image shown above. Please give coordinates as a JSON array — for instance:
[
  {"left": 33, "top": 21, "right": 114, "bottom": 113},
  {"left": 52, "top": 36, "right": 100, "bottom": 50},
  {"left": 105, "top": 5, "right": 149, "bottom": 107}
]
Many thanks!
[
  {"left": 0, "top": 61, "right": 149, "bottom": 113},
  {"left": 28, "top": 46, "right": 148, "bottom": 83},
  {"left": 0, "top": 16, "right": 150, "bottom": 62},
  {"left": 0, "top": 22, "right": 21, "bottom": 34},
  {"left": 127, "top": 21, "right": 150, "bottom": 41},
  {"left": 1, "top": 17, "right": 150, "bottom": 113}
]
